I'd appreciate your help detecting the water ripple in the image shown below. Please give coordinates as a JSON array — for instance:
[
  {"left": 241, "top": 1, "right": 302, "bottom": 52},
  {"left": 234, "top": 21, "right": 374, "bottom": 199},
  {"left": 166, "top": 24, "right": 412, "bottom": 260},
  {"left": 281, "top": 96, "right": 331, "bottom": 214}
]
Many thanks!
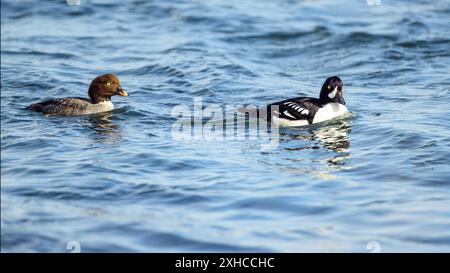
[{"left": 2, "top": 0, "right": 450, "bottom": 252}]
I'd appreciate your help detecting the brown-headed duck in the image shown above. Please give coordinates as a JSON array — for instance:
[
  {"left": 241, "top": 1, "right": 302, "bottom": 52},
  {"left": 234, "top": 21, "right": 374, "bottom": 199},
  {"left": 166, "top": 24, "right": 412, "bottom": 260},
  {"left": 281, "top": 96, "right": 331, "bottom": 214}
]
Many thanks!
[{"left": 27, "top": 73, "right": 128, "bottom": 116}]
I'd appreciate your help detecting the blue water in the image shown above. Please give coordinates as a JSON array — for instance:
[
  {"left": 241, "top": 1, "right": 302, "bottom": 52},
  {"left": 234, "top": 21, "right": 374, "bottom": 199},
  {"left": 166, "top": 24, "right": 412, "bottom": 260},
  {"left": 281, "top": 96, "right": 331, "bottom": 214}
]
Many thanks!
[{"left": 1, "top": 0, "right": 450, "bottom": 252}]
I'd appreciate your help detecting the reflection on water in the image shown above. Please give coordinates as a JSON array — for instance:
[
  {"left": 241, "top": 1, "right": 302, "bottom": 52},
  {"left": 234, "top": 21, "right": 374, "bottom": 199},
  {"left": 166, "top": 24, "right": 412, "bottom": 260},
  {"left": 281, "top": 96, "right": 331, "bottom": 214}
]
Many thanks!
[
  {"left": 311, "top": 120, "right": 351, "bottom": 153},
  {"left": 310, "top": 118, "right": 352, "bottom": 170},
  {"left": 273, "top": 117, "right": 352, "bottom": 178},
  {"left": 84, "top": 112, "right": 122, "bottom": 144},
  {"left": 310, "top": 119, "right": 351, "bottom": 170},
  {"left": 281, "top": 119, "right": 351, "bottom": 153}
]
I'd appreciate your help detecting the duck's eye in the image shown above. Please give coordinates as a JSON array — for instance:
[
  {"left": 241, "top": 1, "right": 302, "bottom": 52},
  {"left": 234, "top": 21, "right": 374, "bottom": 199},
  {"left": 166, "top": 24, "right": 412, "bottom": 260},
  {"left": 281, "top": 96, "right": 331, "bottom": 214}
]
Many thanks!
[
  {"left": 106, "top": 82, "right": 111, "bottom": 86},
  {"left": 327, "top": 85, "right": 331, "bottom": 90}
]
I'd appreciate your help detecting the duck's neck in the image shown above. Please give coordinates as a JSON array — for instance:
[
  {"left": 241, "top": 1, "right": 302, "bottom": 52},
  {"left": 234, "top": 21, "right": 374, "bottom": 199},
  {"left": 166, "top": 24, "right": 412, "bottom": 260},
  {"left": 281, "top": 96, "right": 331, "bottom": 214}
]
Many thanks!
[
  {"left": 319, "top": 97, "right": 334, "bottom": 105},
  {"left": 88, "top": 85, "right": 112, "bottom": 104},
  {"left": 90, "top": 95, "right": 111, "bottom": 104}
]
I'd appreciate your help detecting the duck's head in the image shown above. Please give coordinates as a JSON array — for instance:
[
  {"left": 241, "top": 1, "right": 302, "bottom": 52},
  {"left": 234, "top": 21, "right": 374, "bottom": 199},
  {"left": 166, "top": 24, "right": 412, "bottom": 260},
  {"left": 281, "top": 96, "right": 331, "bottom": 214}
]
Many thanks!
[
  {"left": 319, "top": 76, "right": 345, "bottom": 105},
  {"left": 88, "top": 73, "right": 128, "bottom": 103}
]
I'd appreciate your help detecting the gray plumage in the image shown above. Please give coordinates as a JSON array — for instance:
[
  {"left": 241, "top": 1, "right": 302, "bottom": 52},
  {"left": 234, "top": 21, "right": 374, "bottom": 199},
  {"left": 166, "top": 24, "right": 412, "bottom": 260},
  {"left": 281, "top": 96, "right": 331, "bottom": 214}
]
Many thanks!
[
  {"left": 27, "top": 73, "right": 128, "bottom": 116},
  {"left": 27, "top": 97, "right": 113, "bottom": 116}
]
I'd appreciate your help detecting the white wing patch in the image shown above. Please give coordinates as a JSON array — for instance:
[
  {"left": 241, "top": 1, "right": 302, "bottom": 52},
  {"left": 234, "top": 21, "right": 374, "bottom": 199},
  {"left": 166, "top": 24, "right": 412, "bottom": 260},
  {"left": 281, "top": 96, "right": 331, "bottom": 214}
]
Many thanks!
[
  {"left": 282, "top": 110, "right": 296, "bottom": 119},
  {"left": 283, "top": 101, "right": 310, "bottom": 117},
  {"left": 272, "top": 115, "right": 309, "bottom": 127}
]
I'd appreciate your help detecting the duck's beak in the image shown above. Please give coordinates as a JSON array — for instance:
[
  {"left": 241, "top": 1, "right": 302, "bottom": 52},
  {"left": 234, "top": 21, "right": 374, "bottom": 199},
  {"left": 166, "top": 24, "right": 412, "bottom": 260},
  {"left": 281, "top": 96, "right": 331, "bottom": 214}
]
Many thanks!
[
  {"left": 337, "top": 96, "right": 346, "bottom": 105},
  {"left": 116, "top": 86, "right": 128, "bottom": 96}
]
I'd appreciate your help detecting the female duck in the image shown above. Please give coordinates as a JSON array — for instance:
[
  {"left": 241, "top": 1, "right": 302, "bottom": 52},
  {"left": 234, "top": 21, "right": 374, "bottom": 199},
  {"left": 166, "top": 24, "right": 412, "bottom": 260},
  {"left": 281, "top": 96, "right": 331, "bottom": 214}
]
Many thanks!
[{"left": 28, "top": 73, "right": 128, "bottom": 116}]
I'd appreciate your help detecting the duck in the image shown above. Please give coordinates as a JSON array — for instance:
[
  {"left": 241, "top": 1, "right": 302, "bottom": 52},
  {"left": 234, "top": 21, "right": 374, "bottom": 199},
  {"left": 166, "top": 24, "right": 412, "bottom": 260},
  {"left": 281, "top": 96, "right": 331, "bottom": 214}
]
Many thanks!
[
  {"left": 27, "top": 73, "right": 128, "bottom": 116},
  {"left": 267, "top": 76, "right": 348, "bottom": 126}
]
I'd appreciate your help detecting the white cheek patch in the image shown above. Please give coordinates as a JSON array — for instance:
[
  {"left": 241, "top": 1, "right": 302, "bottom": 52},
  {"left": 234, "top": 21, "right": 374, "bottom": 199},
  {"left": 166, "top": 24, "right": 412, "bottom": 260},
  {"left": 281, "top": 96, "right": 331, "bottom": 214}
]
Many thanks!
[{"left": 328, "top": 87, "right": 337, "bottom": 99}]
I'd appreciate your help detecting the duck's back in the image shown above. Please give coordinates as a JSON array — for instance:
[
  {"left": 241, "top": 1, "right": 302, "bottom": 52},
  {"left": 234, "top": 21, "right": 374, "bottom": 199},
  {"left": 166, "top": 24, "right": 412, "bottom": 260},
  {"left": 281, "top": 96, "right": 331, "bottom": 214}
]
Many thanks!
[
  {"left": 27, "top": 97, "right": 113, "bottom": 116},
  {"left": 267, "top": 97, "right": 321, "bottom": 124},
  {"left": 267, "top": 96, "right": 348, "bottom": 126}
]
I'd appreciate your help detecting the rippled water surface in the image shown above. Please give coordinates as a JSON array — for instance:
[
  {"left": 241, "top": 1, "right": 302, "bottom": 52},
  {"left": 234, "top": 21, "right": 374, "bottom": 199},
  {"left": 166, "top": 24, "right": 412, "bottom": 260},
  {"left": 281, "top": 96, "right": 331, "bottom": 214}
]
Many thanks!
[{"left": 1, "top": 0, "right": 450, "bottom": 252}]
